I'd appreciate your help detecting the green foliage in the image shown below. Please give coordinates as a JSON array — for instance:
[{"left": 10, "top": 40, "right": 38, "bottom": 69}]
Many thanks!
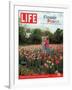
[
  {"left": 19, "top": 26, "right": 63, "bottom": 45},
  {"left": 53, "top": 28, "right": 63, "bottom": 44},
  {"left": 30, "top": 29, "right": 42, "bottom": 44},
  {"left": 32, "top": 28, "right": 42, "bottom": 35},
  {"left": 19, "top": 65, "right": 32, "bottom": 75},
  {"left": 42, "top": 30, "right": 53, "bottom": 37},
  {"left": 19, "top": 26, "right": 26, "bottom": 44}
]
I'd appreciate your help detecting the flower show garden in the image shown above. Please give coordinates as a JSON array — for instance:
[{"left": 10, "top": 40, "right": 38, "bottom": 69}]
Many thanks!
[{"left": 19, "top": 27, "right": 63, "bottom": 79}]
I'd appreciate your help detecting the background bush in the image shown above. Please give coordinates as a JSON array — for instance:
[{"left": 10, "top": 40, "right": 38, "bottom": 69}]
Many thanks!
[{"left": 19, "top": 26, "right": 63, "bottom": 45}]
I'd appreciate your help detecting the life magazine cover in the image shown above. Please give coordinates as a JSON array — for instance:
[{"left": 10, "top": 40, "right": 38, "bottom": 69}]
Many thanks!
[{"left": 19, "top": 10, "right": 63, "bottom": 79}]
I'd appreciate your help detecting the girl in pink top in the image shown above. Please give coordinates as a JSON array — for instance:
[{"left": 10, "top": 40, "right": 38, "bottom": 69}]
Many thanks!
[
  {"left": 44, "top": 37, "right": 50, "bottom": 54},
  {"left": 44, "top": 37, "right": 49, "bottom": 48}
]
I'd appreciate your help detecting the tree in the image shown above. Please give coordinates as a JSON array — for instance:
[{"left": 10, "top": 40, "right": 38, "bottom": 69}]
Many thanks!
[
  {"left": 53, "top": 28, "right": 63, "bottom": 44},
  {"left": 30, "top": 29, "right": 42, "bottom": 44},
  {"left": 32, "top": 28, "right": 42, "bottom": 35},
  {"left": 19, "top": 26, "right": 26, "bottom": 44}
]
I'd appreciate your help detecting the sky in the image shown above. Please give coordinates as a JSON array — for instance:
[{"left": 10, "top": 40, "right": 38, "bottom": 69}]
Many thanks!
[{"left": 19, "top": 11, "right": 63, "bottom": 33}]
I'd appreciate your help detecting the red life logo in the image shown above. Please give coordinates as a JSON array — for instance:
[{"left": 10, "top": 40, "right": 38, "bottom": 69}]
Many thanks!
[{"left": 20, "top": 13, "right": 37, "bottom": 24}]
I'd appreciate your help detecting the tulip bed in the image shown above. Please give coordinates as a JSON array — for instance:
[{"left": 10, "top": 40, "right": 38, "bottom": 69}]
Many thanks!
[{"left": 19, "top": 44, "right": 63, "bottom": 78}]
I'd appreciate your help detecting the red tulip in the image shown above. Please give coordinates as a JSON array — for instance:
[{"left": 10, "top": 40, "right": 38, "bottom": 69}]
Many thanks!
[{"left": 55, "top": 60, "right": 59, "bottom": 64}]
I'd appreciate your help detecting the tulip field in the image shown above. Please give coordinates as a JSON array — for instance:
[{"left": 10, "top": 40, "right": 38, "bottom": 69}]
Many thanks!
[{"left": 19, "top": 44, "right": 63, "bottom": 79}]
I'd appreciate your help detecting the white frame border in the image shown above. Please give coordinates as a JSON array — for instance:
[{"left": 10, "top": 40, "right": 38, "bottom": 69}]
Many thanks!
[{"left": 9, "top": 1, "right": 71, "bottom": 89}]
